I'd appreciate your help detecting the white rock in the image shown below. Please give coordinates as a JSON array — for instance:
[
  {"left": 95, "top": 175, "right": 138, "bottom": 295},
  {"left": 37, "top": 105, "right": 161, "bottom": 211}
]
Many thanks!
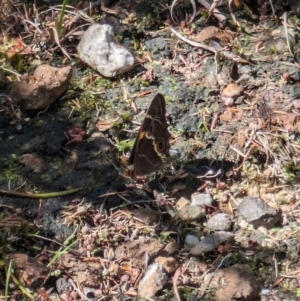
[
  {"left": 138, "top": 263, "right": 168, "bottom": 299},
  {"left": 206, "top": 213, "right": 232, "bottom": 231},
  {"left": 191, "top": 193, "right": 213, "bottom": 207},
  {"left": 77, "top": 24, "right": 134, "bottom": 77}
]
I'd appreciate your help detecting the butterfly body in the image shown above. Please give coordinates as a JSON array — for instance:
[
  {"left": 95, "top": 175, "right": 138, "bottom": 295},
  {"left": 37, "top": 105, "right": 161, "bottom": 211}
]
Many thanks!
[{"left": 128, "top": 93, "right": 171, "bottom": 179}]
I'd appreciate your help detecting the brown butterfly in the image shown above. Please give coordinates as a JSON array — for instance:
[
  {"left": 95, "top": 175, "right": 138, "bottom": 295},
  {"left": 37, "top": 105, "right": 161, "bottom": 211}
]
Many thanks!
[{"left": 128, "top": 93, "right": 171, "bottom": 179}]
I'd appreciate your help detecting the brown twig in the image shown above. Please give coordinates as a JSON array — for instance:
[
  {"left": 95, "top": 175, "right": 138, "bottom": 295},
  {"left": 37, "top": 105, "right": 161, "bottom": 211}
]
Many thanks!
[{"left": 173, "top": 267, "right": 182, "bottom": 301}]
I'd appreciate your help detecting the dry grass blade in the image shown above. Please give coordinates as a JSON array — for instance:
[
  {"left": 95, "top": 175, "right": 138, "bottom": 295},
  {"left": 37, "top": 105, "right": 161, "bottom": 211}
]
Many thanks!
[
  {"left": 170, "top": 0, "right": 197, "bottom": 24},
  {"left": 173, "top": 267, "right": 182, "bottom": 301},
  {"left": 170, "top": 26, "right": 219, "bottom": 54},
  {"left": 49, "top": 26, "right": 71, "bottom": 59},
  {"left": 170, "top": 0, "right": 178, "bottom": 22},
  {"left": 197, "top": 0, "right": 227, "bottom": 22},
  {"left": 208, "top": 0, "right": 222, "bottom": 14},
  {"left": 228, "top": 0, "right": 240, "bottom": 26},
  {"left": 283, "top": 12, "right": 294, "bottom": 57},
  {"left": 170, "top": 26, "right": 219, "bottom": 75},
  {"left": 68, "top": 278, "right": 88, "bottom": 300},
  {"left": 96, "top": 117, "right": 120, "bottom": 132}
]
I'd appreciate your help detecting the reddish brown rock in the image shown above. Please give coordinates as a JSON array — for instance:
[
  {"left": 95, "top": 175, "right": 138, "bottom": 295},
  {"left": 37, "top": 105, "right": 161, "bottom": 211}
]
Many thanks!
[
  {"left": 220, "top": 83, "right": 243, "bottom": 106},
  {"left": 115, "top": 238, "right": 164, "bottom": 267},
  {"left": 155, "top": 256, "right": 178, "bottom": 274},
  {"left": 8, "top": 253, "right": 49, "bottom": 288},
  {"left": 9, "top": 64, "right": 72, "bottom": 111},
  {"left": 205, "top": 264, "right": 260, "bottom": 301}
]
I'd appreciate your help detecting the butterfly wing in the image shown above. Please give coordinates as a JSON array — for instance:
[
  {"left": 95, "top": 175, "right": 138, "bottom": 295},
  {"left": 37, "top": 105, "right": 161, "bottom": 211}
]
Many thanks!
[{"left": 128, "top": 93, "right": 170, "bottom": 179}]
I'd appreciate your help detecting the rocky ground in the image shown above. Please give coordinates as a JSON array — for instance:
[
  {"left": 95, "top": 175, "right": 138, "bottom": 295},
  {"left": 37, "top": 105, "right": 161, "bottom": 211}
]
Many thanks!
[{"left": 1, "top": 0, "right": 300, "bottom": 300}]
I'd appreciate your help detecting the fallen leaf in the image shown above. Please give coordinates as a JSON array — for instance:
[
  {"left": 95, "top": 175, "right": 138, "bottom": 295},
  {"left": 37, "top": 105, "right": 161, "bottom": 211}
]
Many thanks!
[
  {"left": 280, "top": 113, "right": 298, "bottom": 131},
  {"left": 0, "top": 36, "right": 33, "bottom": 58},
  {"left": 96, "top": 117, "right": 120, "bottom": 132},
  {"left": 194, "top": 26, "right": 237, "bottom": 44}
]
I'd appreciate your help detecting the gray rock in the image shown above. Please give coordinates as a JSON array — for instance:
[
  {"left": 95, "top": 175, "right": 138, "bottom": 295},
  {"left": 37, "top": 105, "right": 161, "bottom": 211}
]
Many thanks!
[
  {"left": 132, "top": 207, "right": 159, "bottom": 225},
  {"left": 178, "top": 205, "right": 206, "bottom": 221},
  {"left": 206, "top": 213, "right": 232, "bottom": 231},
  {"left": 190, "top": 232, "right": 234, "bottom": 255},
  {"left": 185, "top": 234, "right": 200, "bottom": 247},
  {"left": 138, "top": 263, "right": 168, "bottom": 299},
  {"left": 77, "top": 24, "right": 134, "bottom": 77},
  {"left": 56, "top": 277, "right": 71, "bottom": 294},
  {"left": 237, "top": 197, "right": 282, "bottom": 229}
]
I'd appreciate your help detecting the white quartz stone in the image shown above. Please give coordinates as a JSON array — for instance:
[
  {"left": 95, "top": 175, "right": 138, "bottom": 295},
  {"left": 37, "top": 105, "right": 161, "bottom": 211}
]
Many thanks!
[{"left": 78, "top": 24, "right": 134, "bottom": 77}]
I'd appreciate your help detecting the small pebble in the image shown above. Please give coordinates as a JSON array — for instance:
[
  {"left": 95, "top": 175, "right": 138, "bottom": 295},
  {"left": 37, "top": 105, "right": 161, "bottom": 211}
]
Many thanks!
[
  {"left": 190, "top": 232, "right": 234, "bottom": 255},
  {"left": 206, "top": 213, "right": 232, "bottom": 231},
  {"left": 185, "top": 234, "right": 200, "bottom": 247},
  {"left": 155, "top": 256, "right": 178, "bottom": 274},
  {"left": 178, "top": 205, "right": 206, "bottom": 221},
  {"left": 138, "top": 264, "right": 168, "bottom": 299},
  {"left": 191, "top": 193, "right": 213, "bottom": 207}
]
